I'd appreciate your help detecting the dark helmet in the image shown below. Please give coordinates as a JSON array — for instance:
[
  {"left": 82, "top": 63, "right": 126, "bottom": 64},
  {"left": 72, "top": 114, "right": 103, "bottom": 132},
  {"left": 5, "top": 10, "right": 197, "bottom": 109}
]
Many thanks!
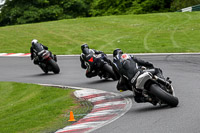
[
  {"left": 113, "top": 48, "right": 123, "bottom": 57},
  {"left": 81, "top": 44, "right": 89, "bottom": 54}
]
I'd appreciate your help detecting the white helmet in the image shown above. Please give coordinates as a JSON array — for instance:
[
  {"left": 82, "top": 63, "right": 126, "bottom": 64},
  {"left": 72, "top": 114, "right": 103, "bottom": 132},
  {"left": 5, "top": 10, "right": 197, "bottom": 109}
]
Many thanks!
[{"left": 31, "top": 39, "right": 38, "bottom": 45}]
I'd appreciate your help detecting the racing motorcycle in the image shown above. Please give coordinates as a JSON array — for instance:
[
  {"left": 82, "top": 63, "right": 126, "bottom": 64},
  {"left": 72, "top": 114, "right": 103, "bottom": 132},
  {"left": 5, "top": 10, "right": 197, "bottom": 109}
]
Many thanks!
[
  {"left": 130, "top": 68, "right": 179, "bottom": 107},
  {"left": 36, "top": 50, "right": 60, "bottom": 74},
  {"left": 84, "top": 53, "right": 118, "bottom": 80}
]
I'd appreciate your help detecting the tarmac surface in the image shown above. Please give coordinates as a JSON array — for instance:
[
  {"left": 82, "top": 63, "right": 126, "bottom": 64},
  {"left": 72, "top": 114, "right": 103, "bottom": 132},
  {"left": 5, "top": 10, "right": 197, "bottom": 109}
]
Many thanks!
[{"left": 0, "top": 54, "right": 200, "bottom": 133}]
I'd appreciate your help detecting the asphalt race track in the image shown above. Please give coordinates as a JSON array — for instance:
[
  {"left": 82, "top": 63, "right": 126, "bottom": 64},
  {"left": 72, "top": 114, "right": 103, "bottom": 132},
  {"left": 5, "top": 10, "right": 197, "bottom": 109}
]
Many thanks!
[{"left": 0, "top": 54, "right": 200, "bottom": 133}]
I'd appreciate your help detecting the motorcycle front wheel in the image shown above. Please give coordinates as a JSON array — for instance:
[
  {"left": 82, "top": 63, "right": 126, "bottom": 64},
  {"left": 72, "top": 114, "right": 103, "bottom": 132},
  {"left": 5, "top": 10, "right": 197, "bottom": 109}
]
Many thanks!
[
  {"left": 48, "top": 59, "right": 60, "bottom": 74},
  {"left": 149, "top": 84, "right": 179, "bottom": 107},
  {"left": 39, "top": 63, "right": 48, "bottom": 74},
  {"left": 102, "top": 63, "right": 118, "bottom": 80}
]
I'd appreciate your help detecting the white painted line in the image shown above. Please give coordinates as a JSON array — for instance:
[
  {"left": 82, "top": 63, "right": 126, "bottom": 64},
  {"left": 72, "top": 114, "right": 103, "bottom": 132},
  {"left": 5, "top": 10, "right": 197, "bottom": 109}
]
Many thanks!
[
  {"left": 0, "top": 53, "right": 7, "bottom": 56},
  {"left": 94, "top": 101, "right": 127, "bottom": 109},
  {"left": 8, "top": 53, "right": 24, "bottom": 56},
  {"left": 57, "top": 122, "right": 101, "bottom": 132},
  {"left": 75, "top": 91, "right": 107, "bottom": 98},
  {"left": 84, "top": 109, "right": 123, "bottom": 118},
  {"left": 0, "top": 53, "right": 31, "bottom": 57},
  {"left": 87, "top": 96, "right": 111, "bottom": 102}
]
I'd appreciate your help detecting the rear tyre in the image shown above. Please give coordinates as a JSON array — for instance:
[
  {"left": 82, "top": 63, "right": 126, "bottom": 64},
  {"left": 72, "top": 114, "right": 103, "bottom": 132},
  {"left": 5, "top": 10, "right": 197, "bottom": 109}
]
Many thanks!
[
  {"left": 48, "top": 59, "right": 60, "bottom": 74},
  {"left": 149, "top": 84, "right": 179, "bottom": 107},
  {"left": 103, "top": 64, "right": 118, "bottom": 80}
]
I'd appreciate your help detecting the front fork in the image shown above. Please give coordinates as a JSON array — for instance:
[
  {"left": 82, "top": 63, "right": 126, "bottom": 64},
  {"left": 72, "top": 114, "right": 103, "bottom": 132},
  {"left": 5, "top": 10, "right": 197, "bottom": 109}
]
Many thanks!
[
  {"left": 154, "top": 75, "right": 171, "bottom": 87},
  {"left": 153, "top": 75, "right": 175, "bottom": 96}
]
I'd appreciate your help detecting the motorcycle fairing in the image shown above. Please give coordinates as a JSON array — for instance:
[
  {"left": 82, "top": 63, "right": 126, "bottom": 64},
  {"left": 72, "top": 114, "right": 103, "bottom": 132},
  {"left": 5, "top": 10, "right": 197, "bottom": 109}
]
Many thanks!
[{"left": 136, "top": 72, "right": 152, "bottom": 90}]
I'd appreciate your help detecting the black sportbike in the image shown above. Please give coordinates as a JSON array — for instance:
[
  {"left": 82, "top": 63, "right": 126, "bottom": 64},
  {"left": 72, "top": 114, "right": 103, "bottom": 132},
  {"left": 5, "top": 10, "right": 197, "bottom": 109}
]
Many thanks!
[
  {"left": 124, "top": 67, "right": 178, "bottom": 107},
  {"left": 36, "top": 50, "right": 60, "bottom": 74},
  {"left": 85, "top": 53, "right": 118, "bottom": 80}
]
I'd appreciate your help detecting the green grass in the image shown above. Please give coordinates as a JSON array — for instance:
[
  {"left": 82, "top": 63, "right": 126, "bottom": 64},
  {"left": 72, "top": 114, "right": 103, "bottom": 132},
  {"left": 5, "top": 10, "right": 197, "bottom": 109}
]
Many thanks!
[
  {"left": 0, "top": 12, "right": 200, "bottom": 54},
  {"left": 0, "top": 82, "right": 91, "bottom": 133}
]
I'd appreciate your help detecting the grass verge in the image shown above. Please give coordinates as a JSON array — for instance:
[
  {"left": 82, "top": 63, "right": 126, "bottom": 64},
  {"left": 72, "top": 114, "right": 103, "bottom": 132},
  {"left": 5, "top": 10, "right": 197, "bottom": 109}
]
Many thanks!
[
  {"left": 0, "top": 82, "right": 92, "bottom": 133},
  {"left": 0, "top": 12, "right": 200, "bottom": 54}
]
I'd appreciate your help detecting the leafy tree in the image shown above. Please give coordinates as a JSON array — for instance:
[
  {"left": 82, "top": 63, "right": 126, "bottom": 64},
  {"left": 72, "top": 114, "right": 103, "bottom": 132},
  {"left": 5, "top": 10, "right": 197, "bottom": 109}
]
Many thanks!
[
  {"left": 0, "top": 0, "right": 89, "bottom": 26},
  {"left": 89, "top": 0, "right": 133, "bottom": 16},
  {"left": 128, "top": 0, "right": 172, "bottom": 14},
  {"left": 61, "top": 0, "right": 89, "bottom": 17}
]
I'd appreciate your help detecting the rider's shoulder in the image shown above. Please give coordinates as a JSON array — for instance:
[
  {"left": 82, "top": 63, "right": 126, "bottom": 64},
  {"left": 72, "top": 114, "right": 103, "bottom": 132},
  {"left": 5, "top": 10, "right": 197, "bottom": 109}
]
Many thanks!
[
  {"left": 90, "top": 49, "right": 95, "bottom": 53},
  {"left": 39, "top": 43, "right": 44, "bottom": 46}
]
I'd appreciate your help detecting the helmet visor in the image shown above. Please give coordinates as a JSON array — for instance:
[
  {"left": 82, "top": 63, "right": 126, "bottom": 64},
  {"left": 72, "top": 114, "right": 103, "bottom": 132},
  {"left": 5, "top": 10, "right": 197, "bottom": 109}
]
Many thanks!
[
  {"left": 82, "top": 48, "right": 89, "bottom": 55},
  {"left": 113, "top": 49, "right": 123, "bottom": 57}
]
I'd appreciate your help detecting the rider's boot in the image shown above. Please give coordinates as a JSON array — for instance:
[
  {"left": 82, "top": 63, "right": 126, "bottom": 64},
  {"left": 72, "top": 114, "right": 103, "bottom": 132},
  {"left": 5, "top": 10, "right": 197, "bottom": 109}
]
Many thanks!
[
  {"left": 134, "top": 91, "right": 157, "bottom": 106},
  {"left": 142, "top": 92, "right": 157, "bottom": 106},
  {"left": 97, "top": 71, "right": 103, "bottom": 79},
  {"left": 54, "top": 55, "right": 57, "bottom": 62},
  {"left": 33, "top": 58, "right": 39, "bottom": 65}
]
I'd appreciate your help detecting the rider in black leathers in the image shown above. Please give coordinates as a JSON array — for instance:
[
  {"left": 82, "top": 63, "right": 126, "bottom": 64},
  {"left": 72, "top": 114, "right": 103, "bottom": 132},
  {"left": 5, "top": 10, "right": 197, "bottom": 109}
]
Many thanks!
[
  {"left": 30, "top": 39, "right": 57, "bottom": 65},
  {"left": 112, "top": 49, "right": 169, "bottom": 105},
  {"left": 80, "top": 44, "right": 112, "bottom": 78}
]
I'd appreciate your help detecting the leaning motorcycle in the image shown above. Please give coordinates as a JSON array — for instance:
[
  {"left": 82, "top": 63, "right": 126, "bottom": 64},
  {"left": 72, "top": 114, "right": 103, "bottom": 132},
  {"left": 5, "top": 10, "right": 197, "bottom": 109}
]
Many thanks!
[
  {"left": 131, "top": 68, "right": 179, "bottom": 107},
  {"left": 36, "top": 50, "right": 60, "bottom": 74},
  {"left": 85, "top": 53, "right": 118, "bottom": 80}
]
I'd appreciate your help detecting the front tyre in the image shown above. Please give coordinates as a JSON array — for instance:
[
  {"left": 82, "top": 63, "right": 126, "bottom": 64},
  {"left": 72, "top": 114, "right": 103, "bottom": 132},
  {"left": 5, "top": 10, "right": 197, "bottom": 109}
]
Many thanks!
[
  {"left": 149, "top": 84, "right": 179, "bottom": 107},
  {"left": 102, "top": 64, "right": 118, "bottom": 80},
  {"left": 39, "top": 63, "right": 48, "bottom": 74},
  {"left": 48, "top": 59, "right": 60, "bottom": 74}
]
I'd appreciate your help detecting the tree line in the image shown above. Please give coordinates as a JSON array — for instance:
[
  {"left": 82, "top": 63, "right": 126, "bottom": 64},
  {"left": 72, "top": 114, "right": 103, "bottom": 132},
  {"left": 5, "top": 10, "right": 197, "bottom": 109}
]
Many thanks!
[{"left": 0, "top": 0, "right": 200, "bottom": 26}]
